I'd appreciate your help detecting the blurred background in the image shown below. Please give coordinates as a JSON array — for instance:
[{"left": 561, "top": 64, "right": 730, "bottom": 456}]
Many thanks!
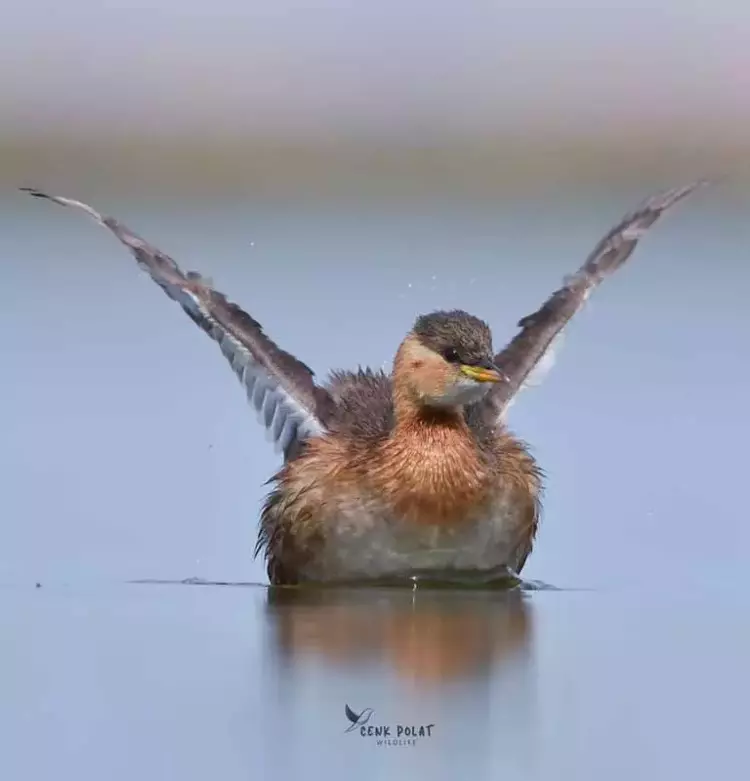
[
  {"left": 3, "top": 3, "right": 750, "bottom": 780},
  {"left": 1, "top": 0, "right": 749, "bottom": 198}
]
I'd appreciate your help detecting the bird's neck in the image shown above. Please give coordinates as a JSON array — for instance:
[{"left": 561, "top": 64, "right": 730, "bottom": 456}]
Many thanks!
[
  {"left": 370, "top": 348, "right": 489, "bottom": 525},
  {"left": 391, "top": 338, "right": 466, "bottom": 431},
  {"left": 390, "top": 345, "right": 480, "bottom": 469},
  {"left": 378, "top": 386, "right": 486, "bottom": 526},
  {"left": 393, "top": 390, "right": 467, "bottom": 435}
]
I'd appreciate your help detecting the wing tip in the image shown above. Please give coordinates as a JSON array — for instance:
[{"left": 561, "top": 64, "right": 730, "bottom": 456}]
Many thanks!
[
  {"left": 646, "top": 178, "right": 711, "bottom": 213},
  {"left": 20, "top": 186, "right": 104, "bottom": 223},
  {"left": 19, "top": 186, "right": 50, "bottom": 200}
]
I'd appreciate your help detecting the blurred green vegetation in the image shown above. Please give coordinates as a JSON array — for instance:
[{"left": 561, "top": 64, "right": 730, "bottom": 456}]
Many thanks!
[{"left": 3, "top": 131, "right": 748, "bottom": 199}]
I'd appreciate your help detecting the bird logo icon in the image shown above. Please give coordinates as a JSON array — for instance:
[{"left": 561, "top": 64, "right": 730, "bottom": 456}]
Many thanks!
[{"left": 344, "top": 704, "right": 374, "bottom": 733}]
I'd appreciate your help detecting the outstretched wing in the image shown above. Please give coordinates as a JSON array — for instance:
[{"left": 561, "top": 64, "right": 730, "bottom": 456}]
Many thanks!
[
  {"left": 489, "top": 181, "right": 705, "bottom": 418},
  {"left": 23, "top": 188, "right": 336, "bottom": 459},
  {"left": 344, "top": 704, "right": 359, "bottom": 723}
]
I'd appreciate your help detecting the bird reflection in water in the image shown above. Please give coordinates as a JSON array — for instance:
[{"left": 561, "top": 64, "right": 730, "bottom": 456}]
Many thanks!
[{"left": 265, "top": 586, "right": 533, "bottom": 685}]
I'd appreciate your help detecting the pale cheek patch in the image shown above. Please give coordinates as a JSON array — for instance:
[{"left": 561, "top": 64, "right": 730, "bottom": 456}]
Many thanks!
[
  {"left": 434, "top": 378, "right": 492, "bottom": 406},
  {"left": 402, "top": 341, "right": 451, "bottom": 399}
]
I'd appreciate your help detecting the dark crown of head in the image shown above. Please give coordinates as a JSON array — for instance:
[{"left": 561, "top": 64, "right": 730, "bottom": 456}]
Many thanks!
[{"left": 413, "top": 310, "right": 493, "bottom": 364}]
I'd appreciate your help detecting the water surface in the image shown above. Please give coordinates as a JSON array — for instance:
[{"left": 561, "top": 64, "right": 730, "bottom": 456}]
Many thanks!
[{"left": 3, "top": 581, "right": 749, "bottom": 780}]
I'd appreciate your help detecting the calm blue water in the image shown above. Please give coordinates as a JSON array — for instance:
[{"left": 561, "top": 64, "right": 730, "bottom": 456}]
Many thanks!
[{"left": 1, "top": 188, "right": 748, "bottom": 779}]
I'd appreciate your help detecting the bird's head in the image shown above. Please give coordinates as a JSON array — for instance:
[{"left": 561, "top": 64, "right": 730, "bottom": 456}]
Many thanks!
[{"left": 394, "top": 309, "right": 506, "bottom": 409}]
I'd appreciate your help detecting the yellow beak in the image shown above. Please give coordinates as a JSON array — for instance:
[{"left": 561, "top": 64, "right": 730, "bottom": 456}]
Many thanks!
[{"left": 460, "top": 364, "right": 505, "bottom": 383}]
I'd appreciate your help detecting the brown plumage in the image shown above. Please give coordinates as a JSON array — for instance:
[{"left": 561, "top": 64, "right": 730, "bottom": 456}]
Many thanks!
[{"left": 22, "top": 182, "right": 704, "bottom": 585}]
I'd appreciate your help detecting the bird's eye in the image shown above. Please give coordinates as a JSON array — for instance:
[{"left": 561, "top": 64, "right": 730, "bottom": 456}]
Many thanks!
[{"left": 442, "top": 348, "right": 460, "bottom": 363}]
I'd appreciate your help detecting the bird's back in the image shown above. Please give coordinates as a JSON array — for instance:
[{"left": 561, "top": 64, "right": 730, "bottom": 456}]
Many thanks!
[{"left": 323, "top": 368, "right": 396, "bottom": 443}]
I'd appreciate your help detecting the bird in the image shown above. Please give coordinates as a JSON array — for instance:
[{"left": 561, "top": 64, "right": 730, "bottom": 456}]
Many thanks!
[
  {"left": 22, "top": 182, "right": 703, "bottom": 586},
  {"left": 344, "top": 704, "right": 374, "bottom": 732}
]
